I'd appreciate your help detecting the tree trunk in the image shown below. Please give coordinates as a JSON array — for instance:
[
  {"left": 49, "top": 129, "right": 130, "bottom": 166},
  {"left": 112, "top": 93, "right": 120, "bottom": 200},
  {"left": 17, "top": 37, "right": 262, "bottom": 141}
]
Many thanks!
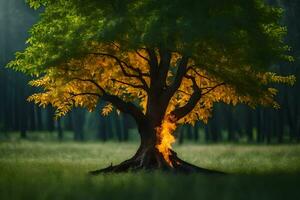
[
  {"left": 90, "top": 117, "right": 224, "bottom": 175},
  {"left": 256, "top": 108, "right": 262, "bottom": 143},
  {"left": 89, "top": 49, "right": 224, "bottom": 174},
  {"left": 72, "top": 109, "right": 85, "bottom": 141},
  {"left": 245, "top": 109, "right": 253, "bottom": 143},
  {"left": 193, "top": 122, "right": 199, "bottom": 141},
  {"left": 178, "top": 125, "right": 184, "bottom": 144},
  {"left": 114, "top": 111, "right": 123, "bottom": 141},
  {"left": 122, "top": 113, "right": 130, "bottom": 141},
  {"left": 19, "top": 79, "right": 28, "bottom": 139},
  {"left": 57, "top": 118, "right": 63, "bottom": 140},
  {"left": 276, "top": 108, "right": 284, "bottom": 143},
  {"left": 36, "top": 106, "right": 43, "bottom": 131},
  {"left": 227, "top": 107, "right": 235, "bottom": 142},
  {"left": 204, "top": 124, "right": 211, "bottom": 142},
  {"left": 186, "top": 125, "right": 193, "bottom": 140},
  {"left": 46, "top": 106, "right": 55, "bottom": 133},
  {"left": 29, "top": 102, "right": 36, "bottom": 131},
  {"left": 97, "top": 115, "right": 107, "bottom": 141}
]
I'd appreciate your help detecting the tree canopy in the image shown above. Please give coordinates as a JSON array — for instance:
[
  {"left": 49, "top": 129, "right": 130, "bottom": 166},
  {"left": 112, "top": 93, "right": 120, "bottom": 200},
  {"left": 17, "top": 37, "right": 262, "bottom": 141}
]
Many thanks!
[
  {"left": 7, "top": 0, "right": 297, "bottom": 173},
  {"left": 9, "top": 0, "right": 295, "bottom": 125}
]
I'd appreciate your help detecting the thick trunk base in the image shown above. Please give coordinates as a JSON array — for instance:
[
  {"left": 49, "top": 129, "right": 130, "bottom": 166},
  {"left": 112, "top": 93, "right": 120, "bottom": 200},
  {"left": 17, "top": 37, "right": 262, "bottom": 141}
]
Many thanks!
[{"left": 89, "top": 148, "right": 224, "bottom": 175}]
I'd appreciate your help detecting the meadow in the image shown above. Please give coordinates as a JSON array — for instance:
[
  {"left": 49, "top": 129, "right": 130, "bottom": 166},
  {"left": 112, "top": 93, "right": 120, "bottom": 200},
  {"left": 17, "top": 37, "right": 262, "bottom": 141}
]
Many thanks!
[{"left": 1, "top": 140, "right": 300, "bottom": 200}]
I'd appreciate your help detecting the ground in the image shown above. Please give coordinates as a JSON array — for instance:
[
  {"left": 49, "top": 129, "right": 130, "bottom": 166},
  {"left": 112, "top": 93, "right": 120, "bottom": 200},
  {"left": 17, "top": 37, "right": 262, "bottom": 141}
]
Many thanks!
[{"left": 0, "top": 141, "right": 300, "bottom": 200}]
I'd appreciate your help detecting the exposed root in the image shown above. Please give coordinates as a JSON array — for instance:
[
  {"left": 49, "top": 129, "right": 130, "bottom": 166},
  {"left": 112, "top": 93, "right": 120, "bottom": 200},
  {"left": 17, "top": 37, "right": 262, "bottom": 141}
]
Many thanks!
[{"left": 89, "top": 149, "right": 225, "bottom": 175}]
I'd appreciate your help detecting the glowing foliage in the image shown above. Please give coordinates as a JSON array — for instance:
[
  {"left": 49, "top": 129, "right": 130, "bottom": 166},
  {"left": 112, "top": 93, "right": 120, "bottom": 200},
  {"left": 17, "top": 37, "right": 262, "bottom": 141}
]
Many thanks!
[
  {"left": 102, "top": 103, "right": 114, "bottom": 116},
  {"left": 9, "top": 0, "right": 296, "bottom": 157},
  {"left": 26, "top": 49, "right": 295, "bottom": 123}
]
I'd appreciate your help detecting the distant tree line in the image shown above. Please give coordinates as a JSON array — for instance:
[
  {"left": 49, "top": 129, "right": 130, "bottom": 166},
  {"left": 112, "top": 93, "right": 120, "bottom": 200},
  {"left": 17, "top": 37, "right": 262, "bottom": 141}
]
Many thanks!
[{"left": 0, "top": 0, "right": 299, "bottom": 143}]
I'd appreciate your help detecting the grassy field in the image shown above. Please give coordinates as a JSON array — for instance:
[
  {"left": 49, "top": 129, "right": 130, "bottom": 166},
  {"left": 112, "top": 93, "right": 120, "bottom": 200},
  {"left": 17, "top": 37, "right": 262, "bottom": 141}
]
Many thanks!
[{"left": 1, "top": 141, "right": 300, "bottom": 200}]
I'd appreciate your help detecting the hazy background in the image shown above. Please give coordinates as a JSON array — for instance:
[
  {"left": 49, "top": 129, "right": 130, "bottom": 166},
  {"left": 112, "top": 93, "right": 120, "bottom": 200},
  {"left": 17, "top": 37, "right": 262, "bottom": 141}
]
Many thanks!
[{"left": 0, "top": 0, "right": 299, "bottom": 144}]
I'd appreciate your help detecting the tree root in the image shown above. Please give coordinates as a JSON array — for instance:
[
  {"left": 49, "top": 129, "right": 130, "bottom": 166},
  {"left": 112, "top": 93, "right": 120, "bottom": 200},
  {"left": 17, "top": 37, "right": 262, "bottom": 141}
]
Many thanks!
[{"left": 89, "top": 149, "right": 225, "bottom": 175}]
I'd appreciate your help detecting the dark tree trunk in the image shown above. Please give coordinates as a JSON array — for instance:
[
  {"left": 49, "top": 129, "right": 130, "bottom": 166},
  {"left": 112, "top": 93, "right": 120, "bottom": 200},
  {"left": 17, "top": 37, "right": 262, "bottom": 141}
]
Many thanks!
[
  {"left": 46, "top": 106, "right": 55, "bottom": 132},
  {"left": 36, "top": 106, "right": 43, "bottom": 130},
  {"left": 276, "top": 108, "right": 284, "bottom": 143},
  {"left": 97, "top": 115, "right": 107, "bottom": 141},
  {"left": 204, "top": 124, "right": 210, "bottom": 142},
  {"left": 265, "top": 110, "right": 272, "bottom": 144},
  {"left": 297, "top": 121, "right": 300, "bottom": 143},
  {"left": 256, "top": 108, "right": 262, "bottom": 143},
  {"left": 245, "top": 109, "right": 253, "bottom": 143},
  {"left": 211, "top": 117, "right": 220, "bottom": 142},
  {"left": 114, "top": 111, "right": 123, "bottom": 141},
  {"left": 89, "top": 48, "right": 224, "bottom": 175},
  {"left": 29, "top": 103, "right": 36, "bottom": 131},
  {"left": 19, "top": 80, "right": 27, "bottom": 139},
  {"left": 72, "top": 109, "right": 85, "bottom": 141},
  {"left": 1, "top": 0, "right": 10, "bottom": 134},
  {"left": 90, "top": 118, "right": 223, "bottom": 174},
  {"left": 178, "top": 126, "right": 184, "bottom": 144},
  {"left": 57, "top": 118, "right": 63, "bottom": 140},
  {"left": 20, "top": 128, "right": 27, "bottom": 139},
  {"left": 193, "top": 122, "right": 200, "bottom": 141},
  {"left": 186, "top": 125, "right": 193, "bottom": 140},
  {"left": 122, "top": 113, "right": 130, "bottom": 141},
  {"left": 261, "top": 109, "right": 267, "bottom": 143},
  {"left": 64, "top": 114, "right": 73, "bottom": 131},
  {"left": 226, "top": 107, "right": 235, "bottom": 142},
  {"left": 123, "top": 122, "right": 129, "bottom": 141},
  {"left": 20, "top": 104, "right": 27, "bottom": 139}
]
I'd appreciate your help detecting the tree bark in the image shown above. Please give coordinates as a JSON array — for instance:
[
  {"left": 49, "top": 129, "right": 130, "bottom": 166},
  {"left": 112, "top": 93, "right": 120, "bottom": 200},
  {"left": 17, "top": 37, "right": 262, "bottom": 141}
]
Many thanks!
[
  {"left": 256, "top": 108, "right": 262, "bottom": 143},
  {"left": 245, "top": 109, "right": 253, "bottom": 143},
  {"left": 226, "top": 107, "right": 235, "bottom": 142},
  {"left": 57, "top": 118, "right": 63, "bottom": 140},
  {"left": 89, "top": 48, "right": 224, "bottom": 174},
  {"left": 46, "top": 106, "right": 55, "bottom": 133},
  {"left": 90, "top": 119, "right": 223, "bottom": 174},
  {"left": 97, "top": 115, "right": 107, "bottom": 141},
  {"left": 36, "top": 106, "right": 43, "bottom": 131},
  {"left": 121, "top": 113, "right": 130, "bottom": 141},
  {"left": 193, "top": 122, "right": 200, "bottom": 141},
  {"left": 72, "top": 108, "right": 85, "bottom": 141},
  {"left": 90, "top": 91, "right": 223, "bottom": 174}
]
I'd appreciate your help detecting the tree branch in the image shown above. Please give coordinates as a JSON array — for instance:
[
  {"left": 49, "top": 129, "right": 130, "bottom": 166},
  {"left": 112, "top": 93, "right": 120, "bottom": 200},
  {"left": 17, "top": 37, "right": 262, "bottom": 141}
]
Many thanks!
[
  {"left": 187, "top": 66, "right": 217, "bottom": 82},
  {"left": 177, "top": 90, "right": 192, "bottom": 96},
  {"left": 157, "top": 49, "right": 171, "bottom": 89},
  {"left": 111, "top": 78, "right": 146, "bottom": 90},
  {"left": 89, "top": 52, "right": 137, "bottom": 77},
  {"left": 111, "top": 42, "right": 121, "bottom": 50},
  {"left": 66, "top": 92, "right": 101, "bottom": 105},
  {"left": 89, "top": 52, "right": 149, "bottom": 90},
  {"left": 170, "top": 74, "right": 202, "bottom": 121},
  {"left": 135, "top": 49, "right": 150, "bottom": 62},
  {"left": 70, "top": 78, "right": 103, "bottom": 92},
  {"left": 145, "top": 48, "right": 159, "bottom": 79},
  {"left": 68, "top": 92, "right": 101, "bottom": 98},
  {"left": 201, "top": 83, "right": 225, "bottom": 96},
  {"left": 165, "top": 56, "right": 189, "bottom": 98},
  {"left": 101, "top": 92, "right": 146, "bottom": 124},
  {"left": 70, "top": 77, "right": 146, "bottom": 123}
]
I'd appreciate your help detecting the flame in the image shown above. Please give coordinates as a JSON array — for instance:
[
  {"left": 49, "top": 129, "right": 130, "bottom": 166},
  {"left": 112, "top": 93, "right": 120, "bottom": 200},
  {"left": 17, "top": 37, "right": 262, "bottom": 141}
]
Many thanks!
[{"left": 155, "top": 115, "right": 177, "bottom": 166}]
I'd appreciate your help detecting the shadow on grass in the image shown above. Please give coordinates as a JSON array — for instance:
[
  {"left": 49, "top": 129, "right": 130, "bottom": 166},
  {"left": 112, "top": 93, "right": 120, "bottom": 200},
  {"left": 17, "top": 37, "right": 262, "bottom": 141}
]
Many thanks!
[{"left": 1, "top": 164, "right": 299, "bottom": 200}]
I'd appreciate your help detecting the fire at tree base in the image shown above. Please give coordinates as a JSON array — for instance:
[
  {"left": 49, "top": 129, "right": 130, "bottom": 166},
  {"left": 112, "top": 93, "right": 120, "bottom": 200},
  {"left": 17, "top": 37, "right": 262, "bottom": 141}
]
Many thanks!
[{"left": 89, "top": 118, "right": 225, "bottom": 175}]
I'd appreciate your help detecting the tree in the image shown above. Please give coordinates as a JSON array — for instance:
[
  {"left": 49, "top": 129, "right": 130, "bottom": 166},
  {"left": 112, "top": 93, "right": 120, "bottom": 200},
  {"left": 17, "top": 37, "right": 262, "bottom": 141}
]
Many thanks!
[
  {"left": 72, "top": 108, "right": 86, "bottom": 141},
  {"left": 9, "top": 0, "right": 295, "bottom": 173},
  {"left": 0, "top": 0, "right": 38, "bottom": 137}
]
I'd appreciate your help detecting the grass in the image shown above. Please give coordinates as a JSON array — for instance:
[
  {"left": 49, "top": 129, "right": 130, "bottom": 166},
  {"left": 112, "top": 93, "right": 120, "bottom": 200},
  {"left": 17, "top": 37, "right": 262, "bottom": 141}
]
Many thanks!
[{"left": 0, "top": 141, "right": 300, "bottom": 200}]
